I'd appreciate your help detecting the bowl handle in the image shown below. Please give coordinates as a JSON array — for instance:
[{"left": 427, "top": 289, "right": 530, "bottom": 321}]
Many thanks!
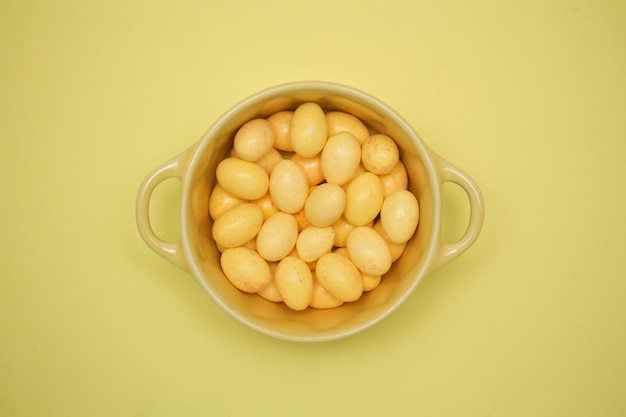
[
  {"left": 432, "top": 156, "right": 485, "bottom": 271},
  {"left": 136, "top": 152, "right": 188, "bottom": 270}
]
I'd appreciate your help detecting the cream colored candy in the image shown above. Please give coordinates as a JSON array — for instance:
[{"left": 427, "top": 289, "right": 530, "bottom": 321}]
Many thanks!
[
  {"left": 309, "top": 272, "right": 344, "bottom": 309},
  {"left": 304, "top": 183, "right": 346, "bottom": 227},
  {"left": 333, "top": 247, "right": 349, "bottom": 257},
  {"left": 290, "top": 102, "right": 328, "bottom": 158},
  {"left": 331, "top": 216, "right": 354, "bottom": 247},
  {"left": 290, "top": 153, "right": 324, "bottom": 186},
  {"left": 209, "top": 183, "right": 247, "bottom": 220},
  {"left": 212, "top": 203, "right": 263, "bottom": 249},
  {"left": 242, "top": 238, "right": 257, "bottom": 251},
  {"left": 346, "top": 226, "right": 392, "bottom": 276},
  {"left": 220, "top": 247, "right": 271, "bottom": 293},
  {"left": 373, "top": 221, "right": 407, "bottom": 262},
  {"left": 233, "top": 118, "right": 275, "bottom": 162},
  {"left": 344, "top": 172, "right": 384, "bottom": 226},
  {"left": 380, "top": 160, "right": 408, "bottom": 196},
  {"left": 332, "top": 217, "right": 374, "bottom": 247},
  {"left": 216, "top": 237, "right": 256, "bottom": 253},
  {"left": 288, "top": 247, "right": 317, "bottom": 270},
  {"left": 267, "top": 111, "right": 294, "bottom": 152},
  {"left": 251, "top": 192, "right": 279, "bottom": 221},
  {"left": 320, "top": 131, "right": 362, "bottom": 185},
  {"left": 293, "top": 209, "right": 310, "bottom": 232},
  {"left": 215, "top": 241, "right": 227, "bottom": 253},
  {"left": 216, "top": 157, "right": 269, "bottom": 200},
  {"left": 362, "top": 274, "right": 382, "bottom": 291},
  {"left": 316, "top": 253, "right": 363, "bottom": 302},
  {"left": 215, "top": 107, "right": 422, "bottom": 310},
  {"left": 380, "top": 189, "right": 420, "bottom": 244},
  {"left": 333, "top": 247, "right": 381, "bottom": 291},
  {"left": 361, "top": 134, "right": 399, "bottom": 175},
  {"left": 256, "top": 212, "right": 298, "bottom": 262},
  {"left": 274, "top": 256, "right": 313, "bottom": 311},
  {"left": 218, "top": 238, "right": 258, "bottom": 253},
  {"left": 350, "top": 163, "right": 367, "bottom": 181},
  {"left": 269, "top": 159, "right": 309, "bottom": 213},
  {"left": 296, "top": 226, "right": 335, "bottom": 263},
  {"left": 256, "top": 147, "right": 283, "bottom": 175},
  {"left": 257, "top": 263, "right": 282, "bottom": 302},
  {"left": 325, "top": 111, "right": 370, "bottom": 144}
]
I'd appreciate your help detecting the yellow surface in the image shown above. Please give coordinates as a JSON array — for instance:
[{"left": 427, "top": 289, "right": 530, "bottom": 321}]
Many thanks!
[{"left": 1, "top": 0, "right": 625, "bottom": 415}]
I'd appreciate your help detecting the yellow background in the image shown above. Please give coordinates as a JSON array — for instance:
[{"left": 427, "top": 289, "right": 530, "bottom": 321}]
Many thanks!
[{"left": 2, "top": 0, "right": 625, "bottom": 415}]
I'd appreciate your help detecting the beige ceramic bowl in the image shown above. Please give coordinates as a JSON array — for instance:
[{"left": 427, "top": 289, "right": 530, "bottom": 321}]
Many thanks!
[{"left": 136, "top": 81, "right": 484, "bottom": 342}]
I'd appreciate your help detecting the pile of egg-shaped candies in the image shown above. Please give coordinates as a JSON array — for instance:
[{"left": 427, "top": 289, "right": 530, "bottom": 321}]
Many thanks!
[{"left": 210, "top": 102, "right": 420, "bottom": 311}]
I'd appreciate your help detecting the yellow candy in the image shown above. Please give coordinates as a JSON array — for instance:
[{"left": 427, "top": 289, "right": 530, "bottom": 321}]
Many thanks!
[
  {"left": 380, "top": 189, "right": 420, "bottom": 244},
  {"left": 361, "top": 134, "right": 399, "bottom": 175},
  {"left": 267, "top": 111, "right": 294, "bottom": 152},
  {"left": 275, "top": 256, "right": 313, "bottom": 311},
  {"left": 380, "top": 160, "right": 408, "bottom": 197},
  {"left": 233, "top": 118, "right": 275, "bottom": 162},
  {"left": 269, "top": 159, "right": 309, "bottom": 214},
  {"left": 346, "top": 226, "right": 392, "bottom": 276},
  {"left": 309, "top": 272, "right": 344, "bottom": 309},
  {"left": 256, "top": 212, "right": 298, "bottom": 262},
  {"left": 296, "top": 226, "right": 335, "bottom": 263},
  {"left": 216, "top": 157, "right": 269, "bottom": 200},
  {"left": 291, "top": 153, "right": 325, "bottom": 186},
  {"left": 316, "top": 253, "right": 363, "bottom": 302},
  {"left": 344, "top": 172, "right": 384, "bottom": 226},
  {"left": 325, "top": 111, "right": 370, "bottom": 144},
  {"left": 290, "top": 102, "right": 328, "bottom": 158},
  {"left": 211, "top": 103, "right": 422, "bottom": 311},
  {"left": 373, "top": 220, "right": 407, "bottom": 262},
  {"left": 220, "top": 247, "right": 271, "bottom": 293},
  {"left": 320, "top": 131, "right": 362, "bottom": 185},
  {"left": 209, "top": 183, "right": 246, "bottom": 221},
  {"left": 304, "top": 183, "right": 346, "bottom": 227},
  {"left": 212, "top": 203, "right": 263, "bottom": 249}
]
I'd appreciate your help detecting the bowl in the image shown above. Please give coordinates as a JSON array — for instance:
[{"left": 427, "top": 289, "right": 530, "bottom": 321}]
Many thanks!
[{"left": 136, "top": 81, "right": 484, "bottom": 342}]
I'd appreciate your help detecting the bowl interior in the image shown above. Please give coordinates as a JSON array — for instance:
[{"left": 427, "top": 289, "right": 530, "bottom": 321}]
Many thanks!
[{"left": 181, "top": 83, "right": 441, "bottom": 342}]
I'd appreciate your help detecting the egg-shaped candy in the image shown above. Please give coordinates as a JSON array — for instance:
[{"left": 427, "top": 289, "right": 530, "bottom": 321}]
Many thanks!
[
  {"left": 251, "top": 192, "right": 279, "bottom": 221},
  {"left": 315, "top": 253, "right": 363, "bottom": 302},
  {"left": 267, "top": 111, "right": 294, "bottom": 152},
  {"left": 275, "top": 256, "right": 314, "bottom": 311},
  {"left": 256, "top": 212, "right": 298, "bottom": 262},
  {"left": 220, "top": 247, "right": 271, "bottom": 293},
  {"left": 380, "top": 189, "right": 420, "bottom": 244},
  {"left": 216, "top": 157, "right": 269, "bottom": 200},
  {"left": 296, "top": 226, "right": 335, "bottom": 263},
  {"left": 373, "top": 220, "right": 407, "bottom": 262},
  {"left": 257, "top": 262, "right": 282, "bottom": 302},
  {"left": 346, "top": 226, "right": 392, "bottom": 276},
  {"left": 290, "top": 102, "right": 328, "bottom": 158},
  {"left": 304, "top": 183, "right": 346, "bottom": 227},
  {"left": 379, "top": 160, "right": 408, "bottom": 197},
  {"left": 309, "top": 272, "right": 344, "bottom": 309},
  {"left": 344, "top": 172, "right": 384, "bottom": 226},
  {"left": 333, "top": 247, "right": 381, "bottom": 292},
  {"left": 320, "top": 131, "right": 362, "bottom": 185},
  {"left": 233, "top": 118, "right": 275, "bottom": 162},
  {"left": 209, "top": 184, "right": 247, "bottom": 221},
  {"left": 291, "top": 153, "right": 324, "bottom": 186},
  {"left": 361, "top": 134, "right": 399, "bottom": 175},
  {"left": 269, "top": 159, "right": 309, "bottom": 213},
  {"left": 256, "top": 147, "right": 283, "bottom": 175},
  {"left": 331, "top": 216, "right": 354, "bottom": 248},
  {"left": 212, "top": 203, "right": 263, "bottom": 249},
  {"left": 325, "top": 111, "right": 370, "bottom": 145}
]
